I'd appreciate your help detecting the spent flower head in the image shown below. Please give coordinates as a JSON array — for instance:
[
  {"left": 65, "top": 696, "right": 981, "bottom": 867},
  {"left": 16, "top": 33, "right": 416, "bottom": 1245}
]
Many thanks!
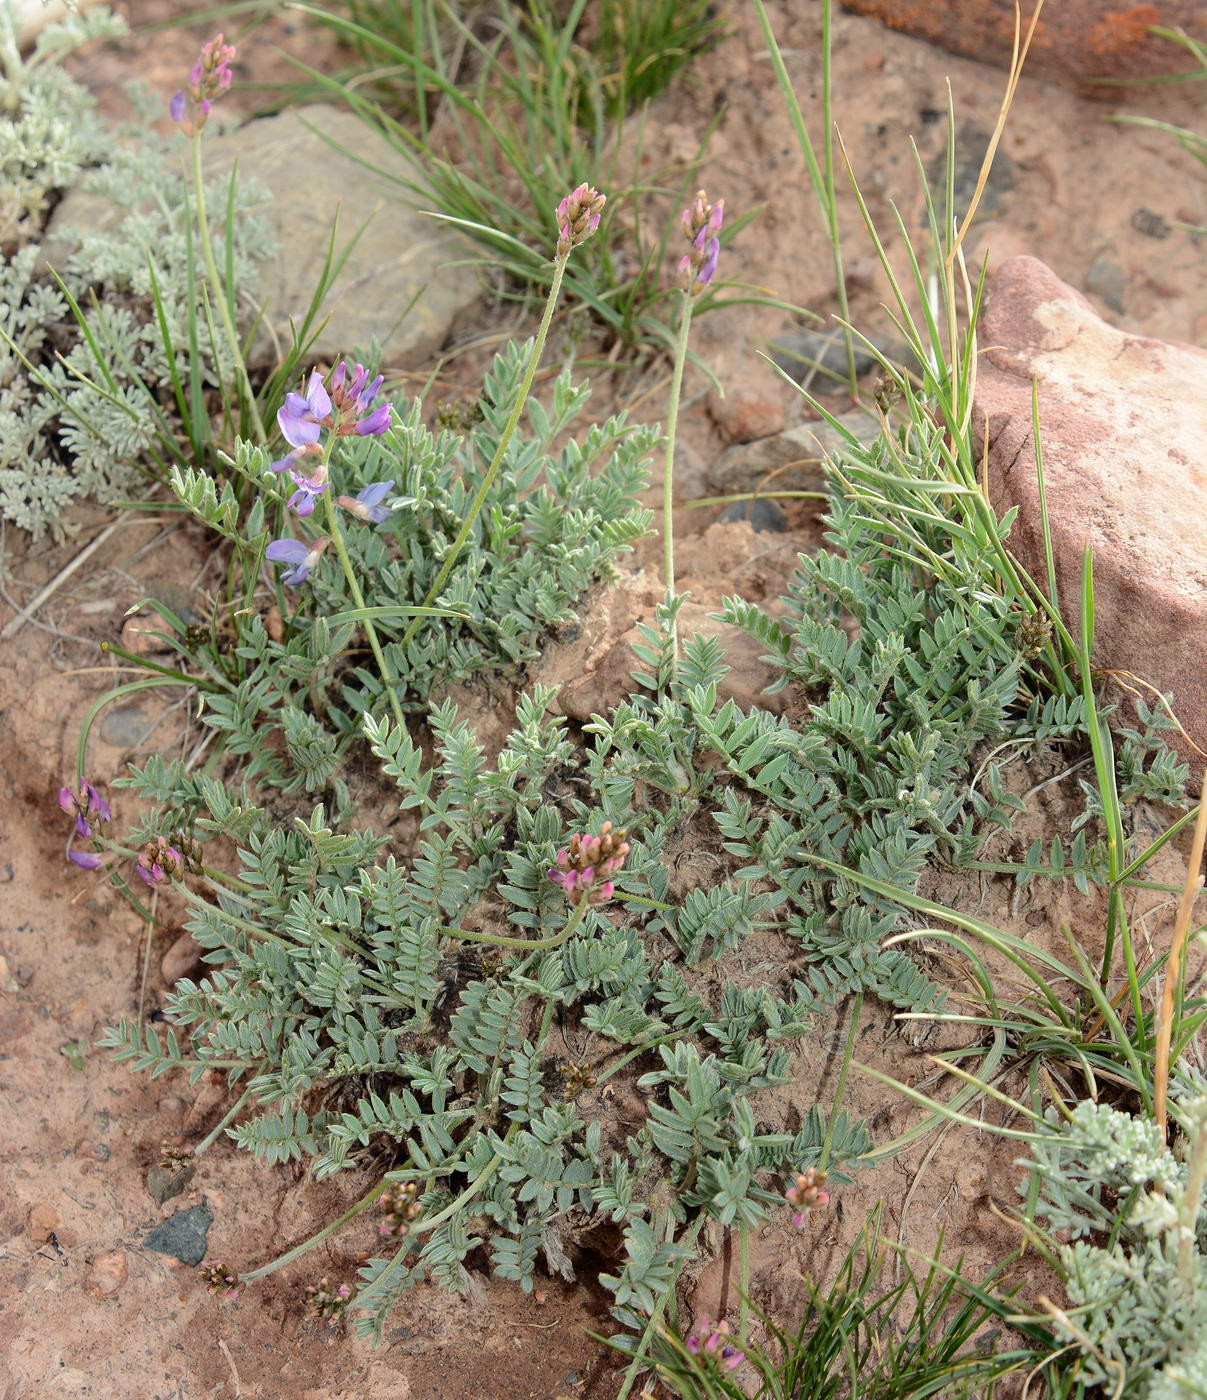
[
  {"left": 170, "top": 34, "right": 236, "bottom": 137},
  {"left": 555, "top": 183, "right": 606, "bottom": 257},
  {"left": 548, "top": 820, "right": 629, "bottom": 908},
  {"left": 685, "top": 1320, "right": 746, "bottom": 1372},
  {"left": 678, "top": 189, "right": 724, "bottom": 293},
  {"left": 785, "top": 1165, "right": 829, "bottom": 1226}
]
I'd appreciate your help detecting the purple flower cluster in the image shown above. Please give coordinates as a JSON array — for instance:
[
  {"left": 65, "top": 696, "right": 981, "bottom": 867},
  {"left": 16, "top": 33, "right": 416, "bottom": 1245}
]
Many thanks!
[
  {"left": 548, "top": 821, "right": 630, "bottom": 909},
  {"left": 61, "top": 780, "right": 109, "bottom": 869},
  {"left": 265, "top": 362, "right": 396, "bottom": 588},
  {"left": 686, "top": 1320, "right": 745, "bottom": 1372},
  {"left": 169, "top": 34, "right": 235, "bottom": 137},
  {"left": 554, "top": 183, "right": 606, "bottom": 258},
  {"left": 678, "top": 190, "right": 724, "bottom": 292}
]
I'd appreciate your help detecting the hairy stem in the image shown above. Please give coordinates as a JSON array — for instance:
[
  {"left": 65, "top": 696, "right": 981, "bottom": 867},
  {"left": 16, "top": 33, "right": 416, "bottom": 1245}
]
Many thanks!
[
  {"left": 399, "top": 255, "right": 569, "bottom": 651},
  {"left": 322, "top": 491, "right": 409, "bottom": 736},
  {"left": 190, "top": 134, "right": 265, "bottom": 445}
]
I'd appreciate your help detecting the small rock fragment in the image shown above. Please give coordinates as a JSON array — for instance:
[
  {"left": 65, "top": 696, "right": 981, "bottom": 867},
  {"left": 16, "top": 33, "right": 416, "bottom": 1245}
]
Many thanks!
[
  {"left": 768, "top": 329, "right": 878, "bottom": 388},
  {"left": 27, "top": 1203, "right": 59, "bottom": 1241},
  {"left": 84, "top": 1250, "right": 128, "bottom": 1298},
  {"left": 706, "top": 389, "right": 786, "bottom": 444},
  {"left": 143, "top": 1202, "right": 213, "bottom": 1266},
  {"left": 719, "top": 498, "right": 787, "bottom": 533},
  {"left": 99, "top": 704, "right": 151, "bottom": 750}
]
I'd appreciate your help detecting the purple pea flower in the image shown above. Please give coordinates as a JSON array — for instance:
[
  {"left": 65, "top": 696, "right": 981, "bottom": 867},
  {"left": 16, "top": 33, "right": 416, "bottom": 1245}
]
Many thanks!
[
  {"left": 286, "top": 464, "right": 329, "bottom": 517},
  {"left": 337, "top": 480, "right": 395, "bottom": 524},
  {"left": 277, "top": 370, "right": 333, "bottom": 452},
  {"left": 59, "top": 781, "right": 111, "bottom": 838},
  {"left": 678, "top": 191, "right": 724, "bottom": 292},
  {"left": 266, "top": 536, "right": 329, "bottom": 587},
  {"left": 68, "top": 849, "right": 104, "bottom": 870},
  {"left": 170, "top": 33, "right": 236, "bottom": 136},
  {"left": 685, "top": 1321, "right": 745, "bottom": 1372}
]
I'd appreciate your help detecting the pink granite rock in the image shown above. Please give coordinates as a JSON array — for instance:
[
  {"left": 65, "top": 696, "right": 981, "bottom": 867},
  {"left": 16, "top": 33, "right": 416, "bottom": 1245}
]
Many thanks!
[{"left": 978, "top": 255, "right": 1207, "bottom": 771}]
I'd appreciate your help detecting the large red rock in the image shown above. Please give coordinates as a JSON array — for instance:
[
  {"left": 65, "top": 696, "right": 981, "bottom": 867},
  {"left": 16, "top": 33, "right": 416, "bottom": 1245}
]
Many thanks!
[
  {"left": 841, "top": 2, "right": 1204, "bottom": 90},
  {"left": 978, "top": 255, "right": 1207, "bottom": 769}
]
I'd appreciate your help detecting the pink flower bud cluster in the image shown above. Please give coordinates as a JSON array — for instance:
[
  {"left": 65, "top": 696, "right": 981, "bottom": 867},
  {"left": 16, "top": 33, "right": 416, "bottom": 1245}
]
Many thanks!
[
  {"left": 785, "top": 1166, "right": 829, "bottom": 1227},
  {"left": 548, "top": 821, "right": 630, "bottom": 908},
  {"left": 198, "top": 1260, "right": 242, "bottom": 1299},
  {"left": 378, "top": 1180, "right": 422, "bottom": 1239},
  {"left": 137, "top": 836, "right": 183, "bottom": 887},
  {"left": 686, "top": 1319, "right": 745, "bottom": 1372},
  {"left": 677, "top": 189, "right": 724, "bottom": 293},
  {"left": 305, "top": 1275, "right": 354, "bottom": 1318},
  {"left": 170, "top": 34, "right": 236, "bottom": 136},
  {"left": 555, "top": 183, "right": 606, "bottom": 257}
]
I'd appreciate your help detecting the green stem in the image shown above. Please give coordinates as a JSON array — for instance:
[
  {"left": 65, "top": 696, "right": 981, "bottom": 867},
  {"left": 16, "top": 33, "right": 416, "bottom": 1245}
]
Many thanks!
[
  {"left": 193, "top": 1084, "right": 254, "bottom": 1157},
  {"left": 438, "top": 895, "right": 592, "bottom": 952},
  {"left": 240, "top": 1180, "right": 390, "bottom": 1283},
  {"left": 190, "top": 133, "right": 265, "bottom": 445},
  {"left": 399, "top": 255, "right": 569, "bottom": 652},
  {"left": 661, "top": 288, "right": 695, "bottom": 668},
  {"left": 322, "top": 492, "right": 408, "bottom": 735}
]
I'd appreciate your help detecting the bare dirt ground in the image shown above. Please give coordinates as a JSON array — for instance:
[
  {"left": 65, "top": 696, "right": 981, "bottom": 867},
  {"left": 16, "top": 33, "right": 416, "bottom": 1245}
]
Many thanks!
[{"left": 3, "top": 2, "right": 1206, "bottom": 1397}]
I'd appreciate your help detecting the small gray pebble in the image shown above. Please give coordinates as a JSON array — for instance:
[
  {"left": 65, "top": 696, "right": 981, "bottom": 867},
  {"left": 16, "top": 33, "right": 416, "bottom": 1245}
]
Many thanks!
[
  {"left": 719, "top": 497, "right": 788, "bottom": 533},
  {"left": 99, "top": 704, "right": 151, "bottom": 750},
  {"left": 769, "top": 329, "right": 878, "bottom": 387},
  {"left": 1085, "top": 257, "right": 1127, "bottom": 314},
  {"left": 143, "top": 1202, "right": 212, "bottom": 1266}
]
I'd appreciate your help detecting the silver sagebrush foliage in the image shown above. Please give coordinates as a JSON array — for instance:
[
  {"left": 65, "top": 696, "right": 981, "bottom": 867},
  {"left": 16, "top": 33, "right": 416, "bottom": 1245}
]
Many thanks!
[
  {"left": 0, "top": 2, "right": 272, "bottom": 537},
  {"left": 1026, "top": 1095, "right": 1207, "bottom": 1396}
]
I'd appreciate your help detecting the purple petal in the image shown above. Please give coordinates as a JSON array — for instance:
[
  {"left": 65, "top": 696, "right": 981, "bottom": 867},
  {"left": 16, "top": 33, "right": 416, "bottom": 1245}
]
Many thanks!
[
  {"left": 84, "top": 783, "right": 110, "bottom": 821},
  {"left": 75, "top": 815, "right": 92, "bottom": 838},
  {"left": 698, "top": 238, "right": 719, "bottom": 285},
  {"left": 358, "top": 373, "right": 384, "bottom": 409},
  {"left": 170, "top": 90, "right": 187, "bottom": 124},
  {"left": 280, "top": 562, "right": 311, "bottom": 587},
  {"left": 265, "top": 538, "right": 310, "bottom": 564},
  {"left": 355, "top": 403, "right": 392, "bottom": 437},
  {"left": 270, "top": 452, "right": 297, "bottom": 473},
  {"left": 357, "top": 480, "right": 394, "bottom": 508},
  {"left": 68, "top": 850, "right": 103, "bottom": 869},
  {"left": 305, "top": 370, "right": 332, "bottom": 419},
  {"left": 278, "top": 407, "right": 321, "bottom": 449},
  {"left": 288, "top": 488, "right": 317, "bottom": 516},
  {"left": 59, "top": 786, "right": 75, "bottom": 814}
]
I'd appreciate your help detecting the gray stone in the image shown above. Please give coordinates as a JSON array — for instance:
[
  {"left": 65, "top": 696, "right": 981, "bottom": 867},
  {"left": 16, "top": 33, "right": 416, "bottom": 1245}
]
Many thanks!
[
  {"left": 99, "top": 704, "right": 151, "bottom": 750},
  {"left": 768, "top": 329, "right": 879, "bottom": 388},
  {"left": 1084, "top": 256, "right": 1127, "bottom": 315},
  {"left": 143, "top": 1202, "right": 212, "bottom": 1266},
  {"left": 719, "top": 497, "right": 787, "bottom": 533},
  {"left": 925, "top": 122, "right": 1015, "bottom": 218},
  {"left": 205, "top": 106, "right": 484, "bottom": 366},
  {"left": 44, "top": 106, "right": 484, "bottom": 369},
  {"left": 708, "top": 409, "right": 879, "bottom": 497}
]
